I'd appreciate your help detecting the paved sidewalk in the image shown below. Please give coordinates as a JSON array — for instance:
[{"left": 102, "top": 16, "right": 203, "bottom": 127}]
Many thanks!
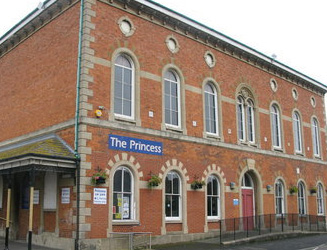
[{"left": 0, "top": 237, "right": 60, "bottom": 250}]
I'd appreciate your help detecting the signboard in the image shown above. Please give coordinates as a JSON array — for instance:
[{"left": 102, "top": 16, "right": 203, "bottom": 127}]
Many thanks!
[
  {"left": 61, "top": 188, "right": 70, "bottom": 204},
  {"left": 233, "top": 199, "right": 239, "bottom": 206},
  {"left": 109, "top": 134, "right": 163, "bottom": 155},
  {"left": 93, "top": 188, "right": 107, "bottom": 205},
  {"left": 33, "top": 190, "right": 39, "bottom": 204}
]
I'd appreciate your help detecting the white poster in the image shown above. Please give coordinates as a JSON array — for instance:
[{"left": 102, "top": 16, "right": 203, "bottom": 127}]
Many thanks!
[
  {"left": 33, "top": 190, "right": 39, "bottom": 204},
  {"left": 123, "top": 197, "right": 129, "bottom": 218},
  {"left": 93, "top": 188, "right": 107, "bottom": 205},
  {"left": 61, "top": 188, "right": 70, "bottom": 204}
]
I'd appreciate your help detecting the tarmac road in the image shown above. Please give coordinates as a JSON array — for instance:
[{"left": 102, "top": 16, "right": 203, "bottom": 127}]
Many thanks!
[{"left": 153, "top": 233, "right": 327, "bottom": 250}]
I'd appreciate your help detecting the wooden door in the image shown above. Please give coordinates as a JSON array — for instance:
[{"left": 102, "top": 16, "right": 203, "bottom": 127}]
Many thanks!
[{"left": 242, "top": 188, "right": 254, "bottom": 230}]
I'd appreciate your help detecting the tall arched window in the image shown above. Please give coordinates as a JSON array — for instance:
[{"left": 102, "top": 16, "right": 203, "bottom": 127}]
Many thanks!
[
  {"left": 237, "top": 88, "right": 256, "bottom": 144},
  {"left": 113, "top": 166, "right": 134, "bottom": 220},
  {"left": 165, "top": 171, "right": 181, "bottom": 220},
  {"left": 298, "top": 181, "right": 306, "bottom": 215},
  {"left": 317, "top": 183, "right": 324, "bottom": 215},
  {"left": 207, "top": 175, "right": 220, "bottom": 219},
  {"left": 164, "top": 70, "right": 180, "bottom": 127},
  {"left": 293, "top": 111, "right": 303, "bottom": 153},
  {"left": 204, "top": 83, "right": 218, "bottom": 135},
  {"left": 275, "top": 180, "right": 285, "bottom": 215},
  {"left": 114, "top": 54, "right": 134, "bottom": 118},
  {"left": 271, "top": 104, "right": 282, "bottom": 149},
  {"left": 312, "top": 118, "right": 320, "bottom": 157}
]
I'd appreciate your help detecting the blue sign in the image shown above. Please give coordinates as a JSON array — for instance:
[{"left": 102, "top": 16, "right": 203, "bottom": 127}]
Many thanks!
[{"left": 109, "top": 135, "right": 163, "bottom": 155}]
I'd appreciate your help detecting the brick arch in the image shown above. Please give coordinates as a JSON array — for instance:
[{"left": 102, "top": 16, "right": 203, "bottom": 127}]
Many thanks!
[
  {"left": 158, "top": 158, "right": 189, "bottom": 182},
  {"left": 202, "top": 164, "right": 227, "bottom": 184},
  {"left": 237, "top": 158, "right": 264, "bottom": 185},
  {"left": 107, "top": 152, "right": 143, "bottom": 179}
]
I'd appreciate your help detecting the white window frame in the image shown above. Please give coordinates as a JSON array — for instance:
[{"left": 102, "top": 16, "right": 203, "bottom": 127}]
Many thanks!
[
  {"left": 298, "top": 182, "right": 306, "bottom": 215},
  {"left": 275, "top": 180, "right": 285, "bottom": 215},
  {"left": 207, "top": 175, "right": 220, "bottom": 220},
  {"left": 164, "top": 70, "right": 181, "bottom": 129},
  {"left": 204, "top": 83, "right": 219, "bottom": 136},
  {"left": 271, "top": 105, "right": 282, "bottom": 149},
  {"left": 113, "top": 54, "right": 135, "bottom": 120},
  {"left": 237, "top": 96, "right": 246, "bottom": 141},
  {"left": 165, "top": 171, "right": 182, "bottom": 221},
  {"left": 312, "top": 118, "right": 320, "bottom": 157},
  {"left": 113, "top": 166, "right": 135, "bottom": 221},
  {"left": 247, "top": 100, "right": 255, "bottom": 143},
  {"left": 43, "top": 172, "right": 57, "bottom": 210},
  {"left": 293, "top": 112, "right": 303, "bottom": 153},
  {"left": 317, "top": 183, "right": 324, "bottom": 215}
]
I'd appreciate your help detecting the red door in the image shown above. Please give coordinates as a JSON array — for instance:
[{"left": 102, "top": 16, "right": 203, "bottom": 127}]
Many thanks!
[{"left": 242, "top": 189, "right": 254, "bottom": 230}]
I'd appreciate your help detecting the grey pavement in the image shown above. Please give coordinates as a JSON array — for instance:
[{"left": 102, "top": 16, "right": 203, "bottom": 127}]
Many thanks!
[
  {"left": 0, "top": 237, "right": 60, "bottom": 250},
  {"left": 153, "top": 233, "right": 327, "bottom": 250}
]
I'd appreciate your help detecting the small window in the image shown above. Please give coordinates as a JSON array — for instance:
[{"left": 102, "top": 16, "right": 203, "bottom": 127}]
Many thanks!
[
  {"left": 165, "top": 171, "right": 181, "bottom": 220},
  {"left": 113, "top": 166, "right": 134, "bottom": 221},
  {"left": 207, "top": 175, "right": 220, "bottom": 219},
  {"left": 298, "top": 182, "right": 306, "bottom": 215},
  {"left": 118, "top": 16, "right": 135, "bottom": 37},
  {"left": 312, "top": 118, "right": 320, "bottom": 157},
  {"left": 204, "top": 83, "right": 218, "bottom": 135},
  {"left": 166, "top": 36, "right": 179, "bottom": 53},
  {"left": 114, "top": 54, "right": 135, "bottom": 119},
  {"left": 317, "top": 184, "right": 324, "bottom": 215},
  {"left": 204, "top": 51, "right": 216, "bottom": 68},
  {"left": 311, "top": 97, "right": 316, "bottom": 107},
  {"left": 241, "top": 173, "right": 253, "bottom": 188},
  {"left": 270, "top": 79, "right": 278, "bottom": 92},
  {"left": 292, "top": 88, "right": 298, "bottom": 100},
  {"left": 164, "top": 70, "right": 181, "bottom": 128},
  {"left": 275, "top": 180, "right": 285, "bottom": 215},
  {"left": 271, "top": 104, "right": 282, "bottom": 149},
  {"left": 293, "top": 111, "right": 302, "bottom": 153}
]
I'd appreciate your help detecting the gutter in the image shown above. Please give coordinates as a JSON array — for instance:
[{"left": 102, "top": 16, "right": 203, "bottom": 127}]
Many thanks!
[{"left": 74, "top": 0, "right": 84, "bottom": 249}]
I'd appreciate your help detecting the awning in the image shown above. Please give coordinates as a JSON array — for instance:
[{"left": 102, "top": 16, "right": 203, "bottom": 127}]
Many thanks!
[{"left": 0, "top": 134, "right": 77, "bottom": 174}]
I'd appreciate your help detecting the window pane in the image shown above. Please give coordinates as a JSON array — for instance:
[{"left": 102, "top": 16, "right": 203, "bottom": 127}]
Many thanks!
[
  {"left": 212, "top": 178, "right": 218, "bottom": 195},
  {"left": 123, "top": 82, "right": 131, "bottom": 100},
  {"left": 123, "top": 194, "right": 131, "bottom": 219},
  {"left": 172, "top": 175, "right": 180, "bottom": 194},
  {"left": 115, "top": 67, "right": 123, "bottom": 83},
  {"left": 114, "top": 170, "right": 122, "bottom": 192},
  {"left": 211, "top": 197, "right": 218, "bottom": 216},
  {"left": 165, "top": 195, "right": 172, "bottom": 217},
  {"left": 123, "top": 169, "right": 131, "bottom": 192},
  {"left": 123, "top": 100, "right": 131, "bottom": 116},
  {"left": 165, "top": 176, "right": 172, "bottom": 194},
  {"left": 172, "top": 195, "right": 179, "bottom": 217},
  {"left": 207, "top": 197, "right": 212, "bottom": 216}
]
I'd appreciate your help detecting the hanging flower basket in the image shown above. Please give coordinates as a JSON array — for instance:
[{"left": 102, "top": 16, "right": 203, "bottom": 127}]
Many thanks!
[
  {"left": 92, "top": 172, "right": 108, "bottom": 185},
  {"left": 191, "top": 180, "right": 205, "bottom": 190},
  {"left": 289, "top": 186, "right": 298, "bottom": 195},
  {"left": 310, "top": 187, "right": 317, "bottom": 194},
  {"left": 147, "top": 174, "right": 162, "bottom": 188}
]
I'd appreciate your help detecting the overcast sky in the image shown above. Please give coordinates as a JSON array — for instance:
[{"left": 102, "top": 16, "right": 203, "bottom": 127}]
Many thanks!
[{"left": 1, "top": 0, "right": 326, "bottom": 85}]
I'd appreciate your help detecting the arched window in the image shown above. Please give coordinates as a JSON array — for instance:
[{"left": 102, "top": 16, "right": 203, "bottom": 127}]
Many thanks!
[
  {"left": 293, "top": 111, "right": 302, "bottom": 153},
  {"left": 241, "top": 172, "right": 254, "bottom": 188},
  {"left": 271, "top": 104, "right": 282, "bottom": 148},
  {"left": 165, "top": 171, "right": 181, "bottom": 220},
  {"left": 113, "top": 166, "right": 134, "bottom": 220},
  {"left": 317, "top": 183, "right": 324, "bottom": 215},
  {"left": 164, "top": 70, "right": 181, "bottom": 127},
  {"left": 237, "top": 89, "right": 256, "bottom": 144},
  {"left": 275, "top": 180, "right": 285, "bottom": 215},
  {"left": 298, "top": 181, "right": 306, "bottom": 215},
  {"left": 204, "top": 83, "right": 218, "bottom": 135},
  {"left": 114, "top": 54, "right": 134, "bottom": 118},
  {"left": 207, "top": 175, "right": 220, "bottom": 219},
  {"left": 312, "top": 118, "right": 320, "bottom": 157}
]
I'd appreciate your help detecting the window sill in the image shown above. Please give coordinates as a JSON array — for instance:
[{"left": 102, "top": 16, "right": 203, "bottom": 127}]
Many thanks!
[
  {"left": 165, "top": 219, "right": 182, "bottom": 224},
  {"left": 239, "top": 141, "right": 258, "bottom": 148},
  {"left": 207, "top": 218, "right": 220, "bottom": 222},
  {"left": 295, "top": 152, "right": 304, "bottom": 157},
  {"left": 112, "top": 220, "right": 139, "bottom": 226},
  {"left": 205, "top": 133, "right": 221, "bottom": 140},
  {"left": 273, "top": 147, "right": 284, "bottom": 152},
  {"left": 114, "top": 115, "right": 136, "bottom": 124},
  {"left": 165, "top": 125, "right": 183, "bottom": 133}
]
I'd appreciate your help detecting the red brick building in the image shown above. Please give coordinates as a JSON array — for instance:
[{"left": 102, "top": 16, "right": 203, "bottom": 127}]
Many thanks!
[{"left": 0, "top": 0, "right": 326, "bottom": 249}]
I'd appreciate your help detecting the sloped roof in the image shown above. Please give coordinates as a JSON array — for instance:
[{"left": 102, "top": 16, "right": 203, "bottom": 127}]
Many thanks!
[{"left": 0, "top": 135, "right": 76, "bottom": 162}]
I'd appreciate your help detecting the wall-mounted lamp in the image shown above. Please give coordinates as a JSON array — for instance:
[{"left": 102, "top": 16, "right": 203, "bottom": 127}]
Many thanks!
[
  {"left": 266, "top": 185, "right": 272, "bottom": 192},
  {"left": 230, "top": 182, "right": 235, "bottom": 190}
]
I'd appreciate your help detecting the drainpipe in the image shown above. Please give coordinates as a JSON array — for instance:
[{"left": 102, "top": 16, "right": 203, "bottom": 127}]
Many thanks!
[{"left": 74, "top": 0, "right": 85, "bottom": 249}]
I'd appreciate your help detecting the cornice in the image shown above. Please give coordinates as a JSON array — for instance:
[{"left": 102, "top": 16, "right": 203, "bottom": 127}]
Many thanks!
[
  {"left": 103, "top": 0, "right": 326, "bottom": 96},
  {"left": 0, "top": 0, "right": 78, "bottom": 58}
]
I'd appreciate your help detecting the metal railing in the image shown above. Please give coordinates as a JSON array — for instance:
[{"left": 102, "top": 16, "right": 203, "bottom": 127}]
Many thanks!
[
  {"left": 109, "top": 232, "right": 152, "bottom": 250},
  {"left": 219, "top": 213, "right": 326, "bottom": 243}
]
